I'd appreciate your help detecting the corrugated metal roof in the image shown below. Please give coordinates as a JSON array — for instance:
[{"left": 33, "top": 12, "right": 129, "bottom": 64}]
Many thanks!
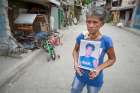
[
  {"left": 22, "top": 0, "right": 48, "bottom": 6},
  {"left": 14, "top": 14, "right": 37, "bottom": 24},
  {"left": 48, "top": 0, "right": 60, "bottom": 6},
  {"left": 111, "top": 5, "right": 135, "bottom": 11},
  {"left": 22, "top": 0, "right": 60, "bottom": 6}
]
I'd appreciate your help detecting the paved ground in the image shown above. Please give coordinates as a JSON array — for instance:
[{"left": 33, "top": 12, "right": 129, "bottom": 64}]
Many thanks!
[
  {"left": 0, "top": 49, "right": 42, "bottom": 91},
  {"left": 0, "top": 22, "right": 140, "bottom": 93}
]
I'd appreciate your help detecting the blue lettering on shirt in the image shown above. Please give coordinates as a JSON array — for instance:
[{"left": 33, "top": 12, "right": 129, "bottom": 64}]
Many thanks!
[{"left": 80, "top": 56, "right": 96, "bottom": 70}]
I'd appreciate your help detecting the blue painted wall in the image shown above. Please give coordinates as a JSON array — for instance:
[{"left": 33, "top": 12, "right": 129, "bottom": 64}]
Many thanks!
[{"left": 133, "top": 6, "right": 140, "bottom": 30}]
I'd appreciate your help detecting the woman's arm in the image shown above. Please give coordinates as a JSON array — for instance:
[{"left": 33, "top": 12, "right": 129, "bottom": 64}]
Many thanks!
[
  {"left": 97, "top": 47, "right": 116, "bottom": 70},
  {"left": 72, "top": 43, "right": 79, "bottom": 66},
  {"left": 72, "top": 43, "right": 83, "bottom": 76},
  {"left": 89, "top": 47, "right": 116, "bottom": 79}
]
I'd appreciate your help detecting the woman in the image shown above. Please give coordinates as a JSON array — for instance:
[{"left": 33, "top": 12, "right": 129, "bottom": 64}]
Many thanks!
[{"left": 71, "top": 7, "right": 116, "bottom": 93}]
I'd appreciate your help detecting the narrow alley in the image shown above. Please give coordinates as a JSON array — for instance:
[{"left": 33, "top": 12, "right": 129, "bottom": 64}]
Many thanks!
[{"left": 1, "top": 22, "right": 140, "bottom": 93}]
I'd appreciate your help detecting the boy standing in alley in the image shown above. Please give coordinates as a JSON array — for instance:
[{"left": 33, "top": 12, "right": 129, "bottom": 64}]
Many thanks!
[{"left": 71, "top": 7, "right": 116, "bottom": 93}]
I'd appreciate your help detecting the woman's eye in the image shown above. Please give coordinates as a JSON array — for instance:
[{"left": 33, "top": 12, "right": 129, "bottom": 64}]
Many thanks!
[
  {"left": 93, "top": 21, "right": 98, "bottom": 24},
  {"left": 86, "top": 21, "right": 91, "bottom": 23},
  {"left": 86, "top": 21, "right": 98, "bottom": 24}
]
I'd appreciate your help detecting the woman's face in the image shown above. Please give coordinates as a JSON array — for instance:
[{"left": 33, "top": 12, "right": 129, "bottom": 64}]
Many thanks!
[
  {"left": 86, "top": 16, "right": 103, "bottom": 34},
  {"left": 86, "top": 47, "right": 93, "bottom": 56}
]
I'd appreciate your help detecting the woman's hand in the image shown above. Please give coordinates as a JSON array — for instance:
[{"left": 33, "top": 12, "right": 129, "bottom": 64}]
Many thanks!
[
  {"left": 89, "top": 69, "right": 100, "bottom": 79},
  {"left": 74, "top": 64, "right": 83, "bottom": 76}
]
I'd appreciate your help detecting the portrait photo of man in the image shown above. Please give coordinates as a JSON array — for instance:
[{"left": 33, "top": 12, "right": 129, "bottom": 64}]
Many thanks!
[{"left": 78, "top": 40, "right": 101, "bottom": 71}]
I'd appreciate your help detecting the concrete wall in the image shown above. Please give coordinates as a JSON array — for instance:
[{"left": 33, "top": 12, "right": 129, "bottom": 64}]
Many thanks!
[
  {"left": 51, "top": 6, "right": 59, "bottom": 30},
  {"left": 121, "top": 0, "right": 136, "bottom": 6},
  {"left": 0, "top": 0, "right": 17, "bottom": 54},
  {"left": 131, "top": 0, "right": 140, "bottom": 29}
]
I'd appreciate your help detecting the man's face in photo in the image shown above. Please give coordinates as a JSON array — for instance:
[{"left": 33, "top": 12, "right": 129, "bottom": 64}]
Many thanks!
[{"left": 86, "top": 47, "right": 93, "bottom": 56}]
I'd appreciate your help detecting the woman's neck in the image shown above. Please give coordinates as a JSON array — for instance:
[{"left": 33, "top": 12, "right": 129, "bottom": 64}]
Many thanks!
[{"left": 88, "top": 31, "right": 101, "bottom": 40}]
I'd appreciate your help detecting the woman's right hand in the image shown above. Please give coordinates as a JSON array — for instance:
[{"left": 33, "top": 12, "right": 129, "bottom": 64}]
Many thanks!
[{"left": 74, "top": 64, "right": 83, "bottom": 76}]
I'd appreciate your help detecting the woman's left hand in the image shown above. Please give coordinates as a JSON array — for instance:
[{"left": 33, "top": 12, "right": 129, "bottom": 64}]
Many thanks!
[{"left": 89, "top": 69, "right": 100, "bottom": 79}]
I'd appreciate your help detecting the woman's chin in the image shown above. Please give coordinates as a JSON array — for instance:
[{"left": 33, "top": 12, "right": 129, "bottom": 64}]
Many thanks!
[{"left": 89, "top": 32, "right": 96, "bottom": 35}]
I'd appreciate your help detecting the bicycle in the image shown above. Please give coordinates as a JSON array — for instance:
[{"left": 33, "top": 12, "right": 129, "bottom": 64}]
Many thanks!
[
  {"left": 42, "top": 38, "right": 56, "bottom": 61},
  {"left": 69, "top": 12, "right": 78, "bottom": 25},
  {"left": 48, "top": 30, "right": 63, "bottom": 47},
  {"left": 36, "top": 31, "right": 61, "bottom": 61}
]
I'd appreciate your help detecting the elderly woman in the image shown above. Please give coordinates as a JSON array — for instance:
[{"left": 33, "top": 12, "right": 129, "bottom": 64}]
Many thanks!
[{"left": 71, "top": 7, "right": 116, "bottom": 93}]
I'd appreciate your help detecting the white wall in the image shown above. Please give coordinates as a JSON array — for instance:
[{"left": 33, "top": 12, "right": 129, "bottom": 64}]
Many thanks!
[
  {"left": 121, "top": 0, "right": 136, "bottom": 6},
  {"left": 51, "top": 6, "right": 59, "bottom": 30}
]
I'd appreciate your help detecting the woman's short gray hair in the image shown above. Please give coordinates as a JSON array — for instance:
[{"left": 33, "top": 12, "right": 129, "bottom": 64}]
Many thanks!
[{"left": 86, "top": 7, "right": 106, "bottom": 23}]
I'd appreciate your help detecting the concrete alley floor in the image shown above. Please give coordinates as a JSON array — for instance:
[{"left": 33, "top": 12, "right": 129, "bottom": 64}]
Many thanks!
[{"left": 1, "top": 22, "right": 140, "bottom": 93}]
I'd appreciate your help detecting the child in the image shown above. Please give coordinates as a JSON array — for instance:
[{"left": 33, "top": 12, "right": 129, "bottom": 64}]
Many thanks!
[{"left": 71, "top": 7, "right": 116, "bottom": 93}]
